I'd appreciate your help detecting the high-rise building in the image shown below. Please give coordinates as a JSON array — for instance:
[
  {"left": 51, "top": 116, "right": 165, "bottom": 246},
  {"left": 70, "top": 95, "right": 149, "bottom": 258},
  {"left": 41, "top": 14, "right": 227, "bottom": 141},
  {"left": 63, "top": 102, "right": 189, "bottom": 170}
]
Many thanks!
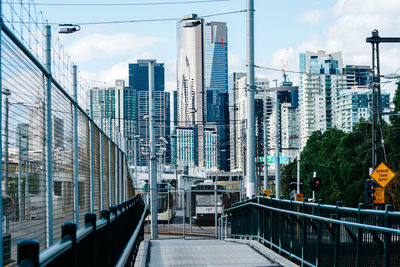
[
  {"left": 334, "top": 87, "right": 390, "bottom": 132},
  {"left": 177, "top": 14, "right": 205, "bottom": 167},
  {"left": 89, "top": 80, "right": 133, "bottom": 159},
  {"left": 280, "top": 103, "right": 300, "bottom": 160},
  {"left": 129, "top": 60, "right": 169, "bottom": 166},
  {"left": 204, "top": 22, "right": 228, "bottom": 122},
  {"left": 204, "top": 21, "right": 229, "bottom": 171},
  {"left": 230, "top": 76, "right": 270, "bottom": 172},
  {"left": 228, "top": 73, "right": 246, "bottom": 171},
  {"left": 175, "top": 126, "right": 197, "bottom": 166},
  {"left": 342, "top": 65, "right": 371, "bottom": 88},
  {"left": 298, "top": 51, "right": 346, "bottom": 149}
]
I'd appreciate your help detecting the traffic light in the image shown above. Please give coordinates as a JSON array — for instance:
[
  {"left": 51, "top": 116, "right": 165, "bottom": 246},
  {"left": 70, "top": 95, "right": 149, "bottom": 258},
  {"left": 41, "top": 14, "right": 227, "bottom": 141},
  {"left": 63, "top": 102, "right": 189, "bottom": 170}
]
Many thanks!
[
  {"left": 310, "top": 177, "right": 322, "bottom": 191},
  {"left": 365, "top": 179, "right": 375, "bottom": 205}
]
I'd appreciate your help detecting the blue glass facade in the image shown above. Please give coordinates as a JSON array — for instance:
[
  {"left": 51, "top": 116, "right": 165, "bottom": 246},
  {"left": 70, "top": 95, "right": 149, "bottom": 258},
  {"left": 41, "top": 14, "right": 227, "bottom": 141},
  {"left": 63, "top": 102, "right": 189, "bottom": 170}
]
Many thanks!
[
  {"left": 204, "top": 22, "right": 229, "bottom": 170},
  {"left": 204, "top": 22, "right": 228, "bottom": 122},
  {"left": 129, "top": 61, "right": 170, "bottom": 166},
  {"left": 129, "top": 61, "right": 165, "bottom": 91},
  {"left": 309, "top": 56, "right": 340, "bottom": 74}
]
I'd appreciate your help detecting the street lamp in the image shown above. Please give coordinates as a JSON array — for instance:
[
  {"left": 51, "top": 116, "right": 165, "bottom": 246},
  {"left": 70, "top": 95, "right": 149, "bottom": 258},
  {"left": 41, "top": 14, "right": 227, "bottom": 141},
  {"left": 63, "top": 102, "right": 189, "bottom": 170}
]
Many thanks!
[{"left": 58, "top": 24, "right": 81, "bottom": 34}]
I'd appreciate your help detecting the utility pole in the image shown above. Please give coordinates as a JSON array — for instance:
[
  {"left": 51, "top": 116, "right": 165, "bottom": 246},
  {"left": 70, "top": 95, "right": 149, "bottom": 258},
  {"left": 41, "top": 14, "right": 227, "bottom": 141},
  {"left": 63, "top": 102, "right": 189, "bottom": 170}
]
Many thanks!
[
  {"left": 263, "top": 117, "right": 268, "bottom": 191},
  {"left": 246, "top": 0, "right": 256, "bottom": 198},
  {"left": 274, "top": 80, "right": 280, "bottom": 198},
  {"left": 297, "top": 152, "right": 301, "bottom": 194},
  {"left": 366, "top": 30, "right": 400, "bottom": 169},
  {"left": 146, "top": 59, "right": 158, "bottom": 239}
]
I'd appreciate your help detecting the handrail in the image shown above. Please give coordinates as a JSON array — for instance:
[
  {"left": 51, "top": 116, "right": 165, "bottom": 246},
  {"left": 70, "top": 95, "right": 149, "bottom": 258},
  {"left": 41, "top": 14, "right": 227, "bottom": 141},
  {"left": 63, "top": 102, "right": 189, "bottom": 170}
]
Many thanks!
[
  {"left": 39, "top": 239, "right": 73, "bottom": 266},
  {"left": 227, "top": 202, "right": 400, "bottom": 235},
  {"left": 76, "top": 225, "right": 94, "bottom": 242},
  {"left": 116, "top": 204, "right": 149, "bottom": 267},
  {"left": 228, "top": 197, "right": 400, "bottom": 267},
  {"left": 253, "top": 196, "right": 400, "bottom": 216},
  {"left": 17, "top": 195, "right": 147, "bottom": 267}
]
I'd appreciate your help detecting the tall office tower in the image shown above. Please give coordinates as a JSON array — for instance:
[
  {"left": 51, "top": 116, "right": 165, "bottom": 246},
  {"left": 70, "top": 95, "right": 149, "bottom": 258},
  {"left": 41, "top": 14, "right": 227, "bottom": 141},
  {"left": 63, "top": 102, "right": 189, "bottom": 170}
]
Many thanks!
[
  {"left": 175, "top": 126, "right": 197, "bottom": 166},
  {"left": 204, "top": 128, "right": 218, "bottom": 169},
  {"left": 232, "top": 76, "right": 270, "bottom": 172},
  {"left": 90, "top": 80, "right": 133, "bottom": 160},
  {"left": 204, "top": 22, "right": 228, "bottom": 121},
  {"left": 279, "top": 103, "right": 300, "bottom": 160},
  {"left": 298, "top": 51, "right": 346, "bottom": 149},
  {"left": 228, "top": 73, "right": 246, "bottom": 171},
  {"left": 334, "top": 87, "right": 390, "bottom": 132},
  {"left": 204, "top": 21, "right": 229, "bottom": 171},
  {"left": 129, "top": 60, "right": 169, "bottom": 166},
  {"left": 172, "top": 90, "right": 178, "bottom": 127},
  {"left": 342, "top": 65, "right": 371, "bottom": 88},
  {"left": 177, "top": 14, "right": 205, "bottom": 167}
]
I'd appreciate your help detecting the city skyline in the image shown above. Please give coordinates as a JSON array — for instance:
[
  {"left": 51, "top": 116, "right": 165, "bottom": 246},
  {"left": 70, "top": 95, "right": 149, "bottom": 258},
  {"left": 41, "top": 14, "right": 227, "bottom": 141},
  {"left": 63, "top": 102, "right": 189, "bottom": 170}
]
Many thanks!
[{"left": 33, "top": 0, "right": 399, "bottom": 98}]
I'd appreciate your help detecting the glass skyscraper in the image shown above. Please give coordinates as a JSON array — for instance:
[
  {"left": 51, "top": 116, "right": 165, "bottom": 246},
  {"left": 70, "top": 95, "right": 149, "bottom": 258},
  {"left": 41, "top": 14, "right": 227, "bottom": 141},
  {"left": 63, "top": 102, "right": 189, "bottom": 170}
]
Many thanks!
[
  {"left": 129, "top": 60, "right": 170, "bottom": 166},
  {"left": 204, "top": 22, "right": 229, "bottom": 171}
]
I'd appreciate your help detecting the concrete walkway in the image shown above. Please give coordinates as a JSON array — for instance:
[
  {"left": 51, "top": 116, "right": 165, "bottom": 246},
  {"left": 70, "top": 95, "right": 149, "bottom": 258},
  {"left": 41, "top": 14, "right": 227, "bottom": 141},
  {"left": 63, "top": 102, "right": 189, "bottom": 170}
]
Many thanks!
[{"left": 146, "top": 238, "right": 281, "bottom": 267}]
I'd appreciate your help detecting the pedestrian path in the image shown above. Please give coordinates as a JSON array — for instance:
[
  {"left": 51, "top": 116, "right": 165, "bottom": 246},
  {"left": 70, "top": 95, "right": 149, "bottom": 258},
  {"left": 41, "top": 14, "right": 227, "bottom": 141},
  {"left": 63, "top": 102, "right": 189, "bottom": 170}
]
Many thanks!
[{"left": 146, "top": 238, "right": 282, "bottom": 267}]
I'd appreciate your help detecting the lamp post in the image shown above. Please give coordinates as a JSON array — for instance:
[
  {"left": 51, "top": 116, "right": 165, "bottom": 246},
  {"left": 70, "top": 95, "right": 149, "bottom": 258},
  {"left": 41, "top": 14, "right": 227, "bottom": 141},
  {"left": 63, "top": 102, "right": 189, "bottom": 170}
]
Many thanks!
[
  {"left": 2, "top": 88, "right": 11, "bottom": 233},
  {"left": 274, "top": 79, "right": 281, "bottom": 199}
]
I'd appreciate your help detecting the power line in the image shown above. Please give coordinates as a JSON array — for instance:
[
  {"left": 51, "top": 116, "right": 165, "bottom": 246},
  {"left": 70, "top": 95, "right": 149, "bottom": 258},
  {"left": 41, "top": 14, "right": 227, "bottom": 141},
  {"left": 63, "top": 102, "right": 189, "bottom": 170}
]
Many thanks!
[
  {"left": 13, "top": 0, "right": 230, "bottom": 6},
  {"left": 3, "top": 9, "right": 246, "bottom": 26}
]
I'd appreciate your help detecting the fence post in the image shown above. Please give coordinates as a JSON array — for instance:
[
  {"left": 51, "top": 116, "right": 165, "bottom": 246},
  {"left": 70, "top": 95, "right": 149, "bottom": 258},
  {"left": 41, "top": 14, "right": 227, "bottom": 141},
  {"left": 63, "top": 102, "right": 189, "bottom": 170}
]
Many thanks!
[
  {"left": 334, "top": 201, "right": 342, "bottom": 267},
  {"left": 101, "top": 209, "right": 111, "bottom": 266},
  {"left": 269, "top": 197, "right": 273, "bottom": 249},
  {"left": 73, "top": 65, "right": 80, "bottom": 228},
  {"left": 45, "top": 24, "right": 53, "bottom": 247},
  {"left": 61, "top": 222, "right": 77, "bottom": 267},
  {"left": 225, "top": 216, "right": 228, "bottom": 238},
  {"left": 89, "top": 92, "right": 95, "bottom": 212},
  {"left": 355, "top": 203, "right": 363, "bottom": 267},
  {"left": 301, "top": 199, "right": 306, "bottom": 266},
  {"left": 17, "top": 240, "right": 40, "bottom": 266},
  {"left": 0, "top": 4, "right": 3, "bottom": 264},
  {"left": 100, "top": 123, "right": 104, "bottom": 210},
  {"left": 278, "top": 197, "right": 282, "bottom": 254},
  {"left": 109, "top": 140, "right": 113, "bottom": 206},
  {"left": 316, "top": 199, "right": 323, "bottom": 267},
  {"left": 289, "top": 199, "right": 294, "bottom": 259},
  {"left": 383, "top": 204, "right": 393, "bottom": 267},
  {"left": 85, "top": 212, "right": 97, "bottom": 267}
]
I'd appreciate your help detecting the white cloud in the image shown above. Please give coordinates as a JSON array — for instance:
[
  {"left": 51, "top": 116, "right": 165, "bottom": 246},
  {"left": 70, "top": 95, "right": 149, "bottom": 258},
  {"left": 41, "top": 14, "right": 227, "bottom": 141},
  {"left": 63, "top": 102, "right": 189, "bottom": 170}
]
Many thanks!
[
  {"left": 298, "top": 9, "right": 325, "bottom": 24},
  {"left": 228, "top": 51, "right": 245, "bottom": 73},
  {"left": 66, "top": 33, "right": 163, "bottom": 62},
  {"left": 273, "top": 0, "right": 400, "bottom": 78},
  {"left": 332, "top": 0, "right": 400, "bottom": 16}
]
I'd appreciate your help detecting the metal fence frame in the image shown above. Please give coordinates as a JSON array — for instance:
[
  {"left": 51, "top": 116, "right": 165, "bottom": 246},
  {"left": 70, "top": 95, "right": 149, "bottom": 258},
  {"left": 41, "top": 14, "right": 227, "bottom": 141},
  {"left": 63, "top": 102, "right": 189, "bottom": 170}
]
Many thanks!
[
  {"left": 0, "top": 16, "right": 135, "bottom": 265},
  {"left": 227, "top": 196, "right": 400, "bottom": 267}
]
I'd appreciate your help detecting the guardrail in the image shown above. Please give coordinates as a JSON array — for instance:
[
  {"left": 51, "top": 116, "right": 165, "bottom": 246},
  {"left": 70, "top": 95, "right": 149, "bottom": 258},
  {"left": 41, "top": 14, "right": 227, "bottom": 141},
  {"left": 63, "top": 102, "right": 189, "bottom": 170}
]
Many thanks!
[
  {"left": 226, "top": 196, "right": 400, "bottom": 267},
  {"left": 16, "top": 195, "right": 149, "bottom": 267}
]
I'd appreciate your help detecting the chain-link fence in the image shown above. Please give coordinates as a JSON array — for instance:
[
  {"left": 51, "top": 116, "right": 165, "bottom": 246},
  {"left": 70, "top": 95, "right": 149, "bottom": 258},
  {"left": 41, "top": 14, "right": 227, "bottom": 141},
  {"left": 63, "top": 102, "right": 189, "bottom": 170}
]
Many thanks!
[{"left": 0, "top": 4, "right": 135, "bottom": 265}]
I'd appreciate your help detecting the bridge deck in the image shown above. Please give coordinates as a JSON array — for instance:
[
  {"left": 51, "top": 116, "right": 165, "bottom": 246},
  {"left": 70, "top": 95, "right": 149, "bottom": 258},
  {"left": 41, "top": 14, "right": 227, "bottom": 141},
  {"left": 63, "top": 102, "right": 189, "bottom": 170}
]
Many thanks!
[{"left": 145, "top": 238, "right": 280, "bottom": 267}]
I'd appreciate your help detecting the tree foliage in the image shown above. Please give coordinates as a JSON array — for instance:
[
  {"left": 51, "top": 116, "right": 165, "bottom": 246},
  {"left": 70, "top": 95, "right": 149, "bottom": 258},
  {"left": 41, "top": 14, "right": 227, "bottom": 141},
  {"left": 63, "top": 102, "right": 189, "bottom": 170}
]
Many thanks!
[{"left": 282, "top": 82, "right": 400, "bottom": 209}]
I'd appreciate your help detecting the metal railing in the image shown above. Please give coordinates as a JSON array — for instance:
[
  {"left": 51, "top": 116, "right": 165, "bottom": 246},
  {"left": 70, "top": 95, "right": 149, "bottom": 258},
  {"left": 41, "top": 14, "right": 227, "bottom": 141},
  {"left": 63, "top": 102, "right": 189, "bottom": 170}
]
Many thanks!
[
  {"left": 226, "top": 196, "right": 400, "bottom": 267},
  {"left": 16, "top": 195, "right": 148, "bottom": 267},
  {"left": 0, "top": 2, "right": 135, "bottom": 264}
]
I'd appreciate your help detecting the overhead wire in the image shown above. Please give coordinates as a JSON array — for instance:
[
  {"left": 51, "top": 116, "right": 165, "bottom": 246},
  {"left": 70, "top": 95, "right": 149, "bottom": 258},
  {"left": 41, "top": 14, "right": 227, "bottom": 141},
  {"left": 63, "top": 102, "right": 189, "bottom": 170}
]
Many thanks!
[
  {"left": 3, "top": 9, "right": 246, "bottom": 26},
  {"left": 13, "top": 0, "right": 230, "bottom": 6}
]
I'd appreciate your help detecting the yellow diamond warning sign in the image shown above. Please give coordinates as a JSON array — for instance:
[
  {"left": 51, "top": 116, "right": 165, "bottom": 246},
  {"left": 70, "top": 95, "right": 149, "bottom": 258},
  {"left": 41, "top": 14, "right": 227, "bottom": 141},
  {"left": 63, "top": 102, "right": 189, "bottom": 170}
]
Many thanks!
[{"left": 370, "top": 162, "right": 396, "bottom": 188}]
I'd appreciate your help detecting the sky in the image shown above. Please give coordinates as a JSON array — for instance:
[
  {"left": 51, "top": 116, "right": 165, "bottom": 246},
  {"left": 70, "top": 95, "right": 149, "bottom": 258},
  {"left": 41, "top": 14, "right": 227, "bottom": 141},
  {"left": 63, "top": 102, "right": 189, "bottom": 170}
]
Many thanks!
[{"left": 25, "top": 0, "right": 400, "bottom": 95}]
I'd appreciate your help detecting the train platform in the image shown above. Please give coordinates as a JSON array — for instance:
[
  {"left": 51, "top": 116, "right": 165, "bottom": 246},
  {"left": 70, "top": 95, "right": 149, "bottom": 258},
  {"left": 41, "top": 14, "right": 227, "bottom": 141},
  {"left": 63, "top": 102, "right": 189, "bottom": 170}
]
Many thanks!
[{"left": 136, "top": 236, "right": 297, "bottom": 267}]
